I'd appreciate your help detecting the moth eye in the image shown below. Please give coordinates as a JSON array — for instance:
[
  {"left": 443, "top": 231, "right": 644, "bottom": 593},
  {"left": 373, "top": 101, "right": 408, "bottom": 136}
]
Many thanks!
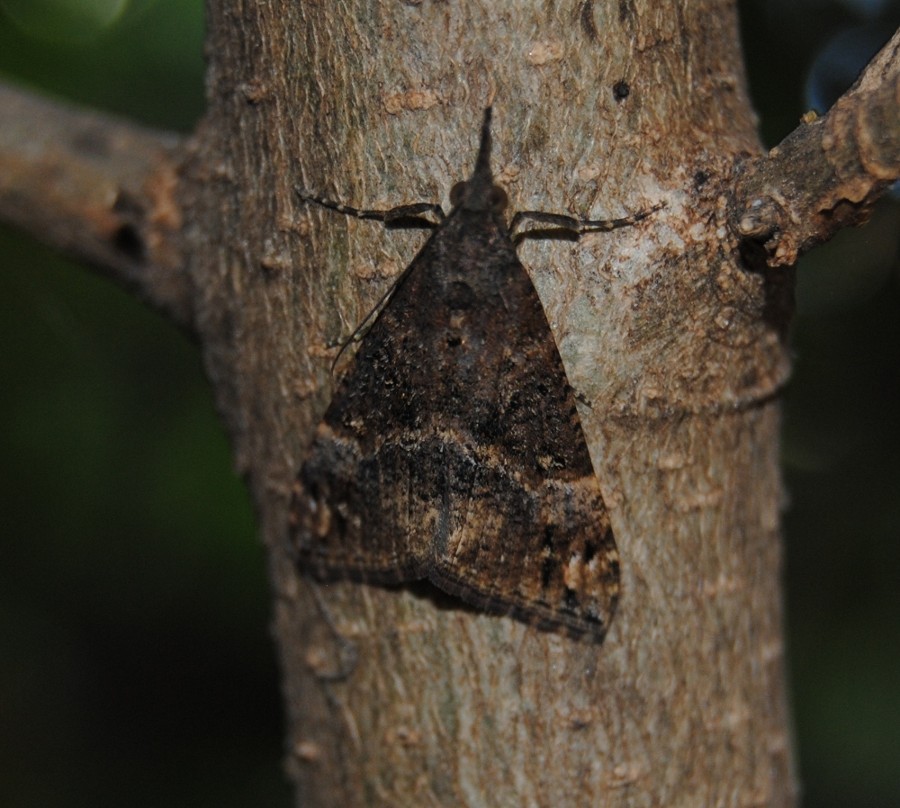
[
  {"left": 450, "top": 181, "right": 467, "bottom": 206},
  {"left": 488, "top": 186, "right": 508, "bottom": 212}
]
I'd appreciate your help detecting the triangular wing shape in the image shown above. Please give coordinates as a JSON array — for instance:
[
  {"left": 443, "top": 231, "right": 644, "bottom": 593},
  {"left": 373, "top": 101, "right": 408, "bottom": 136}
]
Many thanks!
[
  {"left": 291, "top": 205, "right": 619, "bottom": 640},
  {"left": 291, "top": 108, "right": 620, "bottom": 641}
]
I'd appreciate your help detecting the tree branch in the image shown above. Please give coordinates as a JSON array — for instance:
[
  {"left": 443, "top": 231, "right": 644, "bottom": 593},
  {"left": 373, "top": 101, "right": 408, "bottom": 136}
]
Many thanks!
[
  {"left": 730, "top": 27, "right": 900, "bottom": 267},
  {"left": 0, "top": 82, "right": 193, "bottom": 328}
]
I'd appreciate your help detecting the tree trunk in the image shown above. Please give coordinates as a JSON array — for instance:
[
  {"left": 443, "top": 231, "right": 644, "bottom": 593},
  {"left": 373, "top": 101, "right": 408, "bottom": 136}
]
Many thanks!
[
  {"left": 186, "top": 2, "right": 795, "bottom": 804},
  {"left": 2, "top": 1, "right": 897, "bottom": 805}
]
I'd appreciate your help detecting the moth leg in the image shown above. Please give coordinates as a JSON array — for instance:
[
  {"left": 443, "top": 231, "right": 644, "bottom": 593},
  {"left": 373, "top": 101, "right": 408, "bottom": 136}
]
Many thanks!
[
  {"left": 296, "top": 192, "right": 447, "bottom": 369},
  {"left": 330, "top": 273, "right": 403, "bottom": 372},
  {"left": 510, "top": 202, "right": 664, "bottom": 241},
  {"left": 383, "top": 203, "right": 446, "bottom": 227},
  {"left": 296, "top": 190, "right": 445, "bottom": 229}
]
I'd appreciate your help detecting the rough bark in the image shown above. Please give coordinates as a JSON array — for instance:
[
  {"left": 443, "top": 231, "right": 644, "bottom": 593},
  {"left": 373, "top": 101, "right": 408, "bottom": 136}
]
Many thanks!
[
  {"left": 1, "top": 1, "right": 898, "bottom": 806},
  {"left": 188, "top": 2, "right": 795, "bottom": 805}
]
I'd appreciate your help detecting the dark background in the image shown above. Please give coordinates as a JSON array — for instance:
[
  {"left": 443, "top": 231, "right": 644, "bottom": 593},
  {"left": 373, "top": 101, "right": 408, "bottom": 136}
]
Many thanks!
[{"left": 0, "top": 2, "right": 897, "bottom": 806}]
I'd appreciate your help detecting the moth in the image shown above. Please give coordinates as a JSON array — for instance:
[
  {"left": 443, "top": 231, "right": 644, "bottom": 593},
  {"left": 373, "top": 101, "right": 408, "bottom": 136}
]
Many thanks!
[{"left": 291, "top": 108, "right": 657, "bottom": 641}]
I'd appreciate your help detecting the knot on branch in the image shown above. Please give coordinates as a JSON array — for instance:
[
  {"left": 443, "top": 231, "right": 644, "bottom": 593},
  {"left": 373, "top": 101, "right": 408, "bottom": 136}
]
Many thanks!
[{"left": 729, "top": 29, "right": 900, "bottom": 267}]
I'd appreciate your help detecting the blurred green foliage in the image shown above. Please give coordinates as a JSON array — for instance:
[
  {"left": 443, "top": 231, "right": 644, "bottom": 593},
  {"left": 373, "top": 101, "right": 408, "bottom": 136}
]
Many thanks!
[
  {"left": 0, "top": 1, "right": 897, "bottom": 806},
  {"left": 0, "top": 2, "right": 289, "bottom": 806}
]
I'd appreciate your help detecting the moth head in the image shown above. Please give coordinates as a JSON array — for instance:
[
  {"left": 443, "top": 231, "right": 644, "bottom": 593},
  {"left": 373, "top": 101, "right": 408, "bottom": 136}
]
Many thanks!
[
  {"left": 450, "top": 179, "right": 508, "bottom": 214},
  {"left": 449, "top": 107, "right": 509, "bottom": 215}
]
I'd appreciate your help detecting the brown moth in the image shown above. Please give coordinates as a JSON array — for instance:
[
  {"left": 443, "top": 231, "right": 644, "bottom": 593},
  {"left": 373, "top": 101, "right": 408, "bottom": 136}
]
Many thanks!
[{"left": 290, "top": 108, "right": 656, "bottom": 641}]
